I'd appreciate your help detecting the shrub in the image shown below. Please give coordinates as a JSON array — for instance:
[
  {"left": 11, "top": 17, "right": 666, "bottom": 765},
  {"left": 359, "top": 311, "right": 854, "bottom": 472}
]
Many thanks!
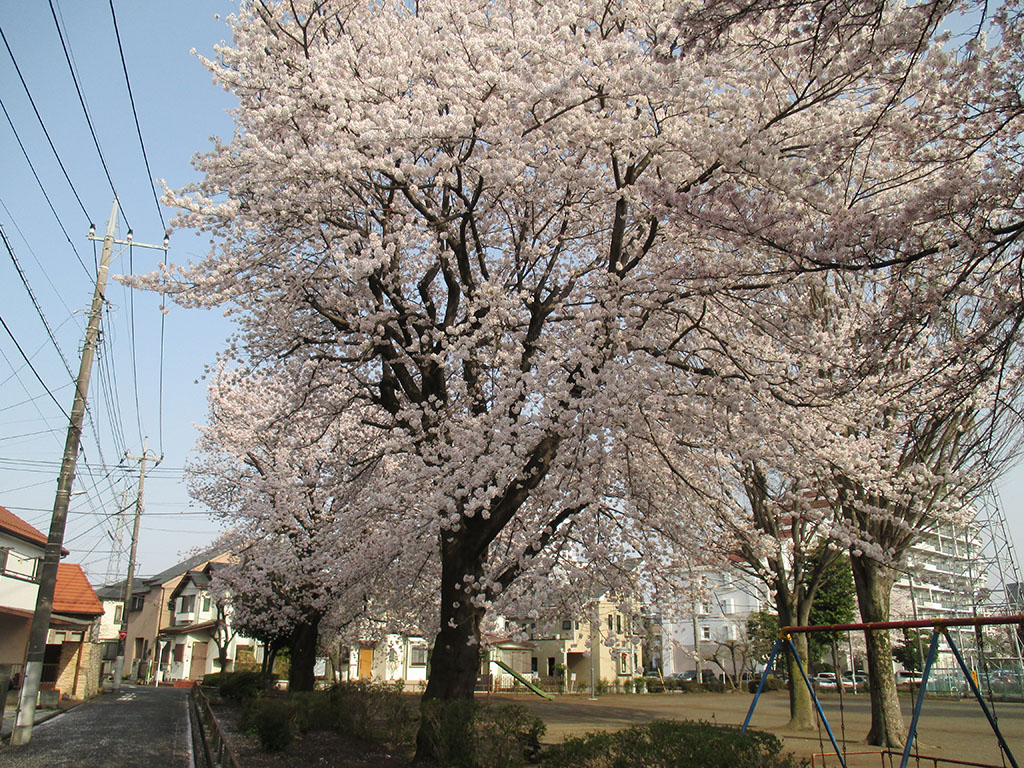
[
  {"left": 218, "top": 670, "right": 270, "bottom": 701},
  {"left": 419, "top": 699, "right": 546, "bottom": 768},
  {"left": 248, "top": 697, "right": 297, "bottom": 752},
  {"left": 542, "top": 720, "right": 808, "bottom": 768},
  {"left": 328, "top": 680, "right": 414, "bottom": 742}
]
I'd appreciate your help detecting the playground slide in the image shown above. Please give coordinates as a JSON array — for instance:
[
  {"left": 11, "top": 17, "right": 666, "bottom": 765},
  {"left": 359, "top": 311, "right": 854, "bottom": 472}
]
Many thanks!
[{"left": 490, "top": 660, "right": 555, "bottom": 700}]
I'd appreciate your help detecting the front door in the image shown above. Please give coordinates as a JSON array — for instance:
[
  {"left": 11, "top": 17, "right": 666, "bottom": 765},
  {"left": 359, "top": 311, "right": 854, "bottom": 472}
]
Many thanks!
[
  {"left": 189, "top": 641, "right": 208, "bottom": 680},
  {"left": 358, "top": 646, "right": 373, "bottom": 679}
]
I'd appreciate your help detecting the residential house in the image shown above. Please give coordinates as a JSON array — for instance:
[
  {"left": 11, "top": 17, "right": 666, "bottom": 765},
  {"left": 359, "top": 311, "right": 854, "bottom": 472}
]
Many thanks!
[
  {"left": 99, "top": 547, "right": 237, "bottom": 682},
  {"left": 344, "top": 634, "right": 431, "bottom": 689},
  {"left": 44, "top": 563, "right": 106, "bottom": 699},
  {"left": 157, "top": 562, "right": 256, "bottom": 682},
  {"left": 0, "top": 505, "right": 105, "bottom": 698},
  {"left": 509, "top": 597, "right": 644, "bottom": 691}
]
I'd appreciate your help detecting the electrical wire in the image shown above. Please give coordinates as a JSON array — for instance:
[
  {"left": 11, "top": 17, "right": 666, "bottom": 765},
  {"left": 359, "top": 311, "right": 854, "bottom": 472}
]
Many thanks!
[
  {"left": 0, "top": 197, "right": 80, "bottom": 320},
  {"left": 0, "top": 224, "right": 76, "bottom": 382},
  {"left": 0, "top": 23, "right": 92, "bottom": 226},
  {"left": 45, "top": 0, "right": 129, "bottom": 230},
  {"left": 0, "top": 312, "right": 72, "bottom": 422},
  {"left": 158, "top": 295, "right": 166, "bottom": 456},
  {"left": 128, "top": 243, "right": 144, "bottom": 447},
  {"left": 0, "top": 100, "right": 92, "bottom": 278},
  {"left": 107, "top": 0, "right": 166, "bottom": 232}
]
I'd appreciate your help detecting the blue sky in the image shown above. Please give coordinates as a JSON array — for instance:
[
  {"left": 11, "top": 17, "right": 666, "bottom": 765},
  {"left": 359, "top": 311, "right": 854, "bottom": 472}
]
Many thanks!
[
  {"left": 0, "top": 1, "right": 238, "bottom": 581},
  {"left": 0, "top": 1, "right": 1022, "bottom": 588}
]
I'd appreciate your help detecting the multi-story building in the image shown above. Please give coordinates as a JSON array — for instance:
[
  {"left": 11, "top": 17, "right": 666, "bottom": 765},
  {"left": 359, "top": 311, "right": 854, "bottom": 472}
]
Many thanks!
[
  {"left": 507, "top": 596, "right": 644, "bottom": 691},
  {"left": 0, "top": 505, "right": 105, "bottom": 699},
  {"left": 156, "top": 561, "right": 256, "bottom": 682},
  {"left": 97, "top": 547, "right": 238, "bottom": 682},
  {"left": 659, "top": 566, "right": 770, "bottom": 680}
]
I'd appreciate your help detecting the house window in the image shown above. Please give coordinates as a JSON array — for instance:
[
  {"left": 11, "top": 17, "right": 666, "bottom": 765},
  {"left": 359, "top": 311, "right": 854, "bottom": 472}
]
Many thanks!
[
  {"left": 202, "top": 596, "right": 212, "bottom": 613},
  {"left": 130, "top": 595, "right": 144, "bottom": 611},
  {"left": 727, "top": 624, "right": 737, "bottom": 641},
  {"left": 114, "top": 604, "right": 123, "bottom": 624},
  {"left": 410, "top": 645, "right": 429, "bottom": 667},
  {"left": 723, "top": 599, "right": 735, "bottom": 615},
  {"left": 562, "top": 620, "right": 572, "bottom": 631},
  {"left": 574, "top": 621, "right": 580, "bottom": 630},
  {"left": 700, "top": 626, "right": 711, "bottom": 642},
  {"left": 616, "top": 615, "right": 622, "bottom": 633},
  {"left": 531, "top": 657, "right": 538, "bottom": 674},
  {"left": 180, "top": 594, "right": 196, "bottom": 613},
  {"left": 618, "top": 652, "right": 630, "bottom": 675},
  {"left": 0, "top": 547, "right": 9, "bottom": 574},
  {"left": 607, "top": 615, "right": 614, "bottom": 632},
  {"left": 547, "top": 658, "right": 556, "bottom": 676},
  {"left": 173, "top": 644, "right": 185, "bottom": 662}
]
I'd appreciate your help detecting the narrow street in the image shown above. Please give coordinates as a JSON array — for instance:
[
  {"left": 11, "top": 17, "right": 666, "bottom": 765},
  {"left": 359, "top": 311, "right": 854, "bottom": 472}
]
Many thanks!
[{"left": 0, "top": 686, "right": 193, "bottom": 768}]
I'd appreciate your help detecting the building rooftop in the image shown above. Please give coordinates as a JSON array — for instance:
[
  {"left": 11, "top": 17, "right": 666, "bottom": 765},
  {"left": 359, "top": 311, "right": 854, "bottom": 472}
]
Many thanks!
[
  {"left": 0, "top": 505, "right": 68, "bottom": 555},
  {"left": 53, "top": 563, "right": 104, "bottom": 616}
]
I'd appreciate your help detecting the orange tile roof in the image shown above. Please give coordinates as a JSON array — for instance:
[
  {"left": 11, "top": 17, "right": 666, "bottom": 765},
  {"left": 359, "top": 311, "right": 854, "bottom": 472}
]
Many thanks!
[
  {"left": 0, "top": 504, "right": 48, "bottom": 547},
  {"left": 53, "top": 563, "right": 103, "bottom": 616},
  {"left": 0, "top": 504, "right": 70, "bottom": 555}
]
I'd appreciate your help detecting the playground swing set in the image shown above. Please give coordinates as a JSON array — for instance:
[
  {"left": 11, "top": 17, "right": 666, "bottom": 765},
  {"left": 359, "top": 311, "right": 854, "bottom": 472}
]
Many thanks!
[{"left": 741, "top": 615, "right": 1024, "bottom": 768}]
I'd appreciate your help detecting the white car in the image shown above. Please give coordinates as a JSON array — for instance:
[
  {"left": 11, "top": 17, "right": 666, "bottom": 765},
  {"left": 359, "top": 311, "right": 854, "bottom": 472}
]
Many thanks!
[{"left": 814, "top": 672, "right": 839, "bottom": 689}]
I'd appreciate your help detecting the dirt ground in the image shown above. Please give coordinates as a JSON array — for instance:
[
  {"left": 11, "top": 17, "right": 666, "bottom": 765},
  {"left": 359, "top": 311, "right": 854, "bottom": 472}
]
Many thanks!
[
  {"left": 210, "top": 689, "right": 1024, "bottom": 767},
  {"left": 483, "top": 689, "right": 1024, "bottom": 767}
]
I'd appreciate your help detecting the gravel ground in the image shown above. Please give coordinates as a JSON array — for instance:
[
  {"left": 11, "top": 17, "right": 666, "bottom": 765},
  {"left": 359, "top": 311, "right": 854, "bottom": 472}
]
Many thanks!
[{"left": 0, "top": 685, "right": 192, "bottom": 768}]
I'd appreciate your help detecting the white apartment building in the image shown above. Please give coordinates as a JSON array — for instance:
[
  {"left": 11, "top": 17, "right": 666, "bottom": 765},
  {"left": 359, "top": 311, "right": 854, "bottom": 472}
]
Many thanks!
[{"left": 660, "top": 566, "right": 770, "bottom": 679}]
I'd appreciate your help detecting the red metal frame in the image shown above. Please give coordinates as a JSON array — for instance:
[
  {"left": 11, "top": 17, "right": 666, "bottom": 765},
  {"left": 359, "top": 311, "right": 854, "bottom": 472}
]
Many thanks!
[{"left": 780, "top": 614, "right": 1024, "bottom": 635}]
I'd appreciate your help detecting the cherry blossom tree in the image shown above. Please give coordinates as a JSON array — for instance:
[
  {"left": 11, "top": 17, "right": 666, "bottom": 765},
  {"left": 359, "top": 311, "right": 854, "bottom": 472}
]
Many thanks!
[
  {"left": 188, "top": 365, "right": 411, "bottom": 690},
  {"left": 154, "top": 0, "right": 1024, "bottom": 757}
]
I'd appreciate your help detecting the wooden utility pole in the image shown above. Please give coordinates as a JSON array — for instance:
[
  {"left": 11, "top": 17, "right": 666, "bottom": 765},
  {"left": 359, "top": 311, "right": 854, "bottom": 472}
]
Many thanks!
[
  {"left": 11, "top": 201, "right": 167, "bottom": 746},
  {"left": 112, "top": 441, "right": 160, "bottom": 691}
]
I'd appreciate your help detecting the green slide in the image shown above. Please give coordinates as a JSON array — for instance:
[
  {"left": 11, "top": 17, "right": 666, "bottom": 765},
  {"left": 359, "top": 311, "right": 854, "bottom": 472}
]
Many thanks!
[{"left": 489, "top": 660, "right": 555, "bottom": 700}]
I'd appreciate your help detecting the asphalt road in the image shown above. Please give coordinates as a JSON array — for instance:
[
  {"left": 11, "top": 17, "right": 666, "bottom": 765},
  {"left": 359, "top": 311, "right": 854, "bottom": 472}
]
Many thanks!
[{"left": 0, "top": 686, "right": 193, "bottom": 768}]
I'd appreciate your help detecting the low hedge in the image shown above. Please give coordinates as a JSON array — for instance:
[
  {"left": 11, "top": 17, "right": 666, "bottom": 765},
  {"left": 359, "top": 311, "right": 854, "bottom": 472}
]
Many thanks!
[{"left": 543, "top": 720, "right": 808, "bottom": 768}]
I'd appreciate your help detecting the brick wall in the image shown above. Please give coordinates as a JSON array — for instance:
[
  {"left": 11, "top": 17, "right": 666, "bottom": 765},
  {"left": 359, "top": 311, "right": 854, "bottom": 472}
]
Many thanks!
[{"left": 54, "top": 641, "right": 104, "bottom": 699}]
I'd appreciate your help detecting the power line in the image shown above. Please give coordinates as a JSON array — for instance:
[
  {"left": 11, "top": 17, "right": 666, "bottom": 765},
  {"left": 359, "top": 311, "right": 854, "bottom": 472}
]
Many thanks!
[
  {"left": 45, "top": 0, "right": 129, "bottom": 230},
  {"left": 128, "top": 244, "right": 144, "bottom": 447},
  {"left": 107, "top": 0, "right": 166, "bottom": 232},
  {"left": 0, "top": 100, "right": 92, "bottom": 278},
  {"left": 0, "top": 223, "right": 76, "bottom": 382},
  {"left": 0, "top": 23, "right": 92, "bottom": 227},
  {"left": 0, "top": 313, "right": 71, "bottom": 422}
]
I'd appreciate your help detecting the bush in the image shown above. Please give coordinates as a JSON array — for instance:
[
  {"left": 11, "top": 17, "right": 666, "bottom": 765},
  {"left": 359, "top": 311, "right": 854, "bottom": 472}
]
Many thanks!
[
  {"left": 328, "top": 680, "right": 415, "bottom": 743},
  {"left": 419, "top": 699, "right": 546, "bottom": 768},
  {"left": 248, "top": 697, "right": 297, "bottom": 752},
  {"left": 218, "top": 670, "right": 271, "bottom": 701},
  {"left": 542, "top": 720, "right": 808, "bottom": 768}
]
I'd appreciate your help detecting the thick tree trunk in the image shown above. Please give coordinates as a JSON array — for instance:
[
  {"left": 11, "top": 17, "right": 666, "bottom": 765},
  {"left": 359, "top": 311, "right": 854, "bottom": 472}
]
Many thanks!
[
  {"left": 288, "top": 615, "right": 322, "bottom": 692},
  {"left": 777, "top": 593, "right": 814, "bottom": 730},
  {"left": 414, "top": 536, "right": 486, "bottom": 764},
  {"left": 850, "top": 552, "right": 905, "bottom": 748}
]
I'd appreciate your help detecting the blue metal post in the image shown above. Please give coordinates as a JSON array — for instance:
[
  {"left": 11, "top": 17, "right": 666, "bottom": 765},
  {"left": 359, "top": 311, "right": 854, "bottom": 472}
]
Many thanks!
[
  {"left": 742, "top": 637, "right": 783, "bottom": 733},
  {"left": 786, "top": 635, "right": 847, "bottom": 768},
  {"left": 945, "top": 630, "right": 1020, "bottom": 768},
  {"left": 899, "top": 628, "right": 941, "bottom": 768}
]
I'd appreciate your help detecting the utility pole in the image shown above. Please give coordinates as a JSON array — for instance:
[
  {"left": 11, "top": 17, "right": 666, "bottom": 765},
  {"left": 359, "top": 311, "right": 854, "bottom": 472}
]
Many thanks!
[
  {"left": 112, "top": 440, "right": 160, "bottom": 692},
  {"left": 11, "top": 200, "right": 167, "bottom": 746}
]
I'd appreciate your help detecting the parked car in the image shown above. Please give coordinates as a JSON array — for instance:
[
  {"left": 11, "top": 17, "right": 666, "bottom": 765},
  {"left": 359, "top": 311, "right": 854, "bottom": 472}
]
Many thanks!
[
  {"left": 679, "top": 669, "right": 719, "bottom": 683},
  {"left": 814, "top": 672, "right": 839, "bottom": 689},
  {"left": 842, "top": 672, "right": 868, "bottom": 688},
  {"left": 896, "top": 671, "right": 923, "bottom": 685}
]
